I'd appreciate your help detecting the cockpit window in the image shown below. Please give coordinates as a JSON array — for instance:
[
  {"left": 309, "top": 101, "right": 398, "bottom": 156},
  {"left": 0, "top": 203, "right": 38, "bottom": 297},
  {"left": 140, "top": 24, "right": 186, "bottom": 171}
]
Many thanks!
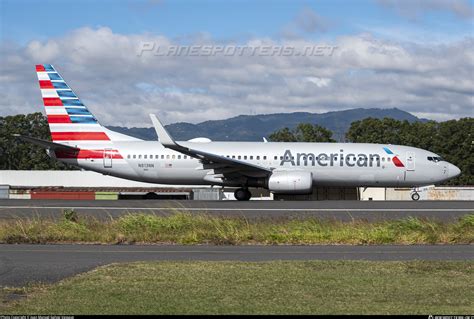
[{"left": 427, "top": 156, "right": 444, "bottom": 162}]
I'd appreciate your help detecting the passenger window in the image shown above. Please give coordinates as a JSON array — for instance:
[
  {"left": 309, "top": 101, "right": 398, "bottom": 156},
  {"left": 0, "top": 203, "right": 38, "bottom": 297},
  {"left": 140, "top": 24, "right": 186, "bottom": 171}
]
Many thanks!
[
  {"left": 238, "top": 155, "right": 241, "bottom": 159},
  {"left": 256, "top": 156, "right": 260, "bottom": 160},
  {"left": 244, "top": 156, "right": 247, "bottom": 160},
  {"left": 161, "top": 155, "right": 164, "bottom": 159},
  {"left": 127, "top": 154, "right": 131, "bottom": 159},
  {"left": 232, "top": 155, "right": 235, "bottom": 159},
  {"left": 144, "top": 155, "right": 147, "bottom": 159},
  {"left": 166, "top": 155, "right": 170, "bottom": 159},
  {"left": 138, "top": 155, "right": 142, "bottom": 159},
  {"left": 133, "top": 155, "right": 136, "bottom": 159},
  {"left": 172, "top": 155, "right": 175, "bottom": 159},
  {"left": 274, "top": 156, "right": 277, "bottom": 160},
  {"left": 250, "top": 156, "right": 253, "bottom": 160},
  {"left": 184, "top": 155, "right": 187, "bottom": 159},
  {"left": 263, "top": 156, "right": 267, "bottom": 160},
  {"left": 178, "top": 155, "right": 181, "bottom": 159}
]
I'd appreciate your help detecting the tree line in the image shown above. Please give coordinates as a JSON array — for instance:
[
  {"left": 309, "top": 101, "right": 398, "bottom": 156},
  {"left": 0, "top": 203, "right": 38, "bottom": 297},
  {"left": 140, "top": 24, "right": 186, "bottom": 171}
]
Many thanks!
[
  {"left": 0, "top": 112, "right": 472, "bottom": 185},
  {"left": 0, "top": 113, "right": 73, "bottom": 170}
]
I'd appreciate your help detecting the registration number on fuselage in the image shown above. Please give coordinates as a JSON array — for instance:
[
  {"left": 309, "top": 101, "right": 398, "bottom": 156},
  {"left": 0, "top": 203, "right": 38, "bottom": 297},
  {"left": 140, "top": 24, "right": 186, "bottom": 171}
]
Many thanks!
[{"left": 138, "top": 163, "right": 155, "bottom": 168}]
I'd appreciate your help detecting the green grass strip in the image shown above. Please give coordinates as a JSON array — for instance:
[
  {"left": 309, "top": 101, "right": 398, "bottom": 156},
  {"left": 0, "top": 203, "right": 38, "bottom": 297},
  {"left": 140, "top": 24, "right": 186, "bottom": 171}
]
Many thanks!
[
  {"left": 2, "top": 260, "right": 473, "bottom": 314},
  {"left": 0, "top": 212, "right": 472, "bottom": 245}
]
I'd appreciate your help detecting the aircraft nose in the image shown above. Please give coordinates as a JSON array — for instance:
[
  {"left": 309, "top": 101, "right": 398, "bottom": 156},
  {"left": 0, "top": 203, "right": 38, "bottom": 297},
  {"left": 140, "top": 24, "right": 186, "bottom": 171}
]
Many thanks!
[{"left": 448, "top": 163, "right": 461, "bottom": 178}]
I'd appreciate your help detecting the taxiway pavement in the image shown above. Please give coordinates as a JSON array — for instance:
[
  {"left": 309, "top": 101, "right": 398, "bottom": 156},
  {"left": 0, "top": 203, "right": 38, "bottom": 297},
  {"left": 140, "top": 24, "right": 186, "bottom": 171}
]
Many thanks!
[
  {"left": 1, "top": 244, "right": 472, "bottom": 286},
  {"left": 0, "top": 199, "right": 472, "bottom": 221}
]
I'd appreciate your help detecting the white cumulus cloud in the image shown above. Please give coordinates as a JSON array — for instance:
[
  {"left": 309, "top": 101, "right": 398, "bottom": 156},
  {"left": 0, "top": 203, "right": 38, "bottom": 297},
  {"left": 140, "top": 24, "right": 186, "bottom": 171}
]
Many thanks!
[{"left": 0, "top": 26, "right": 472, "bottom": 126}]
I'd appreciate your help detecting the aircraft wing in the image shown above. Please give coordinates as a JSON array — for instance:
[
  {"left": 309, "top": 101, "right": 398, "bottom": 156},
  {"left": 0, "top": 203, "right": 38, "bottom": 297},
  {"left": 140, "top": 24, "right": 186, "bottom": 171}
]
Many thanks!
[
  {"left": 149, "top": 114, "right": 272, "bottom": 177},
  {"left": 13, "top": 134, "right": 80, "bottom": 152}
]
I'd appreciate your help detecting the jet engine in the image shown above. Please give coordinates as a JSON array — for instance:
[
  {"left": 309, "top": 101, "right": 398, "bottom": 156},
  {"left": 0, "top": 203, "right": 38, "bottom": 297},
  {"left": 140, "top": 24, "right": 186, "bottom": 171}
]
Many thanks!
[{"left": 267, "top": 170, "right": 313, "bottom": 194}]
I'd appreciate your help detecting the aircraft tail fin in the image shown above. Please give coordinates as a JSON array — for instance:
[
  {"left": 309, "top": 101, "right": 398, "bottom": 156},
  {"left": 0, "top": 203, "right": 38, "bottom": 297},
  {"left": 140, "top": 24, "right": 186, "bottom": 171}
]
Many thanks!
[{"left": 35, "top": 64, "right": 138, "bottom": 146}]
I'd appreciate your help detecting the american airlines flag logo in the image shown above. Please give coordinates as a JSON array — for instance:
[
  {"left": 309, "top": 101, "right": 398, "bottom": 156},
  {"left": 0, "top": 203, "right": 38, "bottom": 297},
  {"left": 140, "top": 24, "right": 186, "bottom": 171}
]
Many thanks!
[{"left": 383, "top": 147, "right": 405, "bottom": 167}]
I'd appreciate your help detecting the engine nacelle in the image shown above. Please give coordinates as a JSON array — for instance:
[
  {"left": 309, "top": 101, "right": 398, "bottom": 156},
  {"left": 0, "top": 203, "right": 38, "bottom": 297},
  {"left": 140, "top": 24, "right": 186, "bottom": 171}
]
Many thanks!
[{"left": 267, "top": 170, "right": 313, "bottom": 194}]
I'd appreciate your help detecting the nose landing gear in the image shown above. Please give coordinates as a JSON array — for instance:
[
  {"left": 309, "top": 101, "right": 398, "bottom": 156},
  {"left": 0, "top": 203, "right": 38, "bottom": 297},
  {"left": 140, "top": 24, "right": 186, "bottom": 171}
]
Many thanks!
[{"left": 234, "top": 188, "right": 252, "bottom": 201}]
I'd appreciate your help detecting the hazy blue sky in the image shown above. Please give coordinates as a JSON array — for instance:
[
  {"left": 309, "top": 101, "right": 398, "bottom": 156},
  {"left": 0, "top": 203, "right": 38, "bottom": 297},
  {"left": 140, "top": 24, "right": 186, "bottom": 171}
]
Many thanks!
[{"left": 2, "top": 0, "right": 473, "bottom": 43}]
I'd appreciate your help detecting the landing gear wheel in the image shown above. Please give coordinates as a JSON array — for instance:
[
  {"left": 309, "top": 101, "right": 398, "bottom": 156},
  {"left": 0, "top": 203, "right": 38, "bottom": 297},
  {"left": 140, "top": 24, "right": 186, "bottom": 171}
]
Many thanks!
[
  {"left": 411, "top": 192, "right": 420, "bottom": 201},
  {"left": 234, "top": 188, "right": 252, "bottom": 201}
]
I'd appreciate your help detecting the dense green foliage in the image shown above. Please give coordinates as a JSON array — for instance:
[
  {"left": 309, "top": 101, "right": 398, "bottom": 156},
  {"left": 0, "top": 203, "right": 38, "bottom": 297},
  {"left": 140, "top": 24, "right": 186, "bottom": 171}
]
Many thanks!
[
  {"left": 346, "top": 117, "right": 473, "bottom": 185},
  {"left": 269, "top": 123, "right": 336, "bottom": 142},
  {"left": 0, "top": 113, "right": 72, "bottom": 170}
]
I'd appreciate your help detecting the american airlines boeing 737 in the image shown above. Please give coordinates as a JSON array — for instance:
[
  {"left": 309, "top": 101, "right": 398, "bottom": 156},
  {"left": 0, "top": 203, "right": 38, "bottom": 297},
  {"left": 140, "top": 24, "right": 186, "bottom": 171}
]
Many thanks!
[{"left": 16, "top": 64, "right": 461, "bottom": 200}]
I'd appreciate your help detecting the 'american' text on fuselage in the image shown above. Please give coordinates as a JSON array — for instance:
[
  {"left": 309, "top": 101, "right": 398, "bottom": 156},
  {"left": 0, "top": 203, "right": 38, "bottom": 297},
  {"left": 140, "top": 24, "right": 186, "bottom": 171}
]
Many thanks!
[{"left": 280, "top": 150, "right": 382, "bottom": 167}]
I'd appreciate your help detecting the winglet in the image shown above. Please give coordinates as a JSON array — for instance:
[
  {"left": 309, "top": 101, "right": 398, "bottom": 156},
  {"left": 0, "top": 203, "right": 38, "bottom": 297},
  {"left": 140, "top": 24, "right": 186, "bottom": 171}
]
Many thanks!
[
  {"left": 149, "top": 114, "right": 176, "bottom": 147},
  {"left": 263, "top": 137, "right": 268, "bottom": 143}
]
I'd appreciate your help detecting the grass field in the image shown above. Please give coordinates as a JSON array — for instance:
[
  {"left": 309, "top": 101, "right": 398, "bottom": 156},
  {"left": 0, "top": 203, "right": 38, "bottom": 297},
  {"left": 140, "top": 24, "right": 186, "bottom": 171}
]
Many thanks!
[
  {"left": 2, "top": 260, "right": 473, "bottom": 314},
  {"left": 0, "top": 212, "right": 473, "bottom": 245}
]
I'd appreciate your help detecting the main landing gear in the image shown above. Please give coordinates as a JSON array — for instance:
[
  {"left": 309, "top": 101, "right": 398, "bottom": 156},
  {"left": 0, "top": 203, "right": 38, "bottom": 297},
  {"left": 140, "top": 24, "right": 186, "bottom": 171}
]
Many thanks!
[
  {"left": 410, "top": 189, "right": 420, "bottom": 201},
  {"left": 234, "top": 188, "right": 252, "bottom": 201}
]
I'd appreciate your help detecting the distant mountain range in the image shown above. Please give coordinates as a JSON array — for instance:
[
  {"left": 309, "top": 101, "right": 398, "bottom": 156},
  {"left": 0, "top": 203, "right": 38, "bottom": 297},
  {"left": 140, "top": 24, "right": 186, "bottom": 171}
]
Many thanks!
[{"left": 107, "top": 107, "right": 425, "bottom": 142}]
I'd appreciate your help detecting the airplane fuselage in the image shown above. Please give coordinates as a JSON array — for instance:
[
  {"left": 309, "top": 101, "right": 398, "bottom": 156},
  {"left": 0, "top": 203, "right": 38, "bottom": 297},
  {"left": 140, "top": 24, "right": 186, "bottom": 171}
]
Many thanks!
[{"left": 52, "top": 140, "right": 459, "bottom": 188}]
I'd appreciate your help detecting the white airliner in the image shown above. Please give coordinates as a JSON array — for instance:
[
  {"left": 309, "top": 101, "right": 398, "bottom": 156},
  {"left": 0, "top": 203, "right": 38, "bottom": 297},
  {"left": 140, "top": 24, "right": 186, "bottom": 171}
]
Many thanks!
[{"left": 17, "top": 64, "right": 461, "bottom": 201}]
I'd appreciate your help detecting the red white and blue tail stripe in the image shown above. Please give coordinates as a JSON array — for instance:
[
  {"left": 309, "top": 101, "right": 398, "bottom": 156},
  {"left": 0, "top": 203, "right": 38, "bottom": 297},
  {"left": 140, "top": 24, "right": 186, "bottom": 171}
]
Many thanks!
[
  {"left": 36, "top": 64, "right": 137, "bottom": 148},
  {"left": 37, "top": 65, "right": 98, "bottom": 124},
  {"left": 36, "top": 64, "right": 138, "bottom": 160}
]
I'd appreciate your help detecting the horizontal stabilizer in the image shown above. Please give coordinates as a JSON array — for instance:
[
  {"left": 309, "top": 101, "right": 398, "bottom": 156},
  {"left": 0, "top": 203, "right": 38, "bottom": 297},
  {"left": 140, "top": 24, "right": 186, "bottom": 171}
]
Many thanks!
[{"left": 13, "top": 134, "right": 79, "bottom": 151}]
